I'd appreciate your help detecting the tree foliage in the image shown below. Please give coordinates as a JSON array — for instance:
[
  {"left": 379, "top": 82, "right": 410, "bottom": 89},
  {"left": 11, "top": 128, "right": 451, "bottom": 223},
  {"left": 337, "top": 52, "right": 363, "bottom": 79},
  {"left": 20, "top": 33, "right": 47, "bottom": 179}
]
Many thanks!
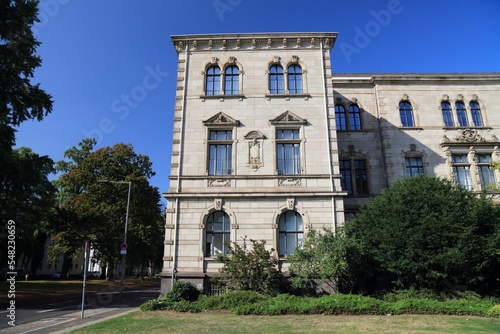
[
  {"left": 0, "top": 0, "right": 52, "bottom": 166},
  {"left": 288, "top": 228, "right": 363, "bottom": 294},
  {"left": 0, "top": 147, "right": 56, "bottom": 275},
  {"left": 51, "top": 139, "right": 163, "bottom": 279},
  {"left": 213, "top": 237, "right": 283, "bottom": 295},
  {"left": 345, "top": 175, "right": 500, "bottom": 292}
]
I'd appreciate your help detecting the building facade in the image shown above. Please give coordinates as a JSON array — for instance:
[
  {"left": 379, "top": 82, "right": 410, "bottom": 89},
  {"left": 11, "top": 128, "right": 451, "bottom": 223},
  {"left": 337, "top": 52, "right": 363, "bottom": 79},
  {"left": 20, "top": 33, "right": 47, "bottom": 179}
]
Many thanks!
[{"left": 160, "top": 32, "right": 500, "bottom": 294}]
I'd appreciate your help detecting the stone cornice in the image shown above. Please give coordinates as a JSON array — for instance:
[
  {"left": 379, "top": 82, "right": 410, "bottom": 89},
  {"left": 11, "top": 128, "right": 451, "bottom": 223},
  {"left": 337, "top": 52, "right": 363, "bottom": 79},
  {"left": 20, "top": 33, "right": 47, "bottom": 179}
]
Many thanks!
[
  {"left": 171, "top": 32, "right": 337, "bottom": 53},
  {"left": 332, "top": 73, "right": 500, "bottom": 84}
]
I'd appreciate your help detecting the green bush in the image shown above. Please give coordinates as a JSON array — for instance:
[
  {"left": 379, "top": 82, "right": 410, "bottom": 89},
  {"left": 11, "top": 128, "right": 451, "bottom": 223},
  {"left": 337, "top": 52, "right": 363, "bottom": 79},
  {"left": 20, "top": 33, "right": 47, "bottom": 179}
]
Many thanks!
[
  {"left": 165, "top": 280, "right": 200, "bottom": 302},
  {"left": 486, "top": 305, "right": 500, "bottom": 318},
  {"left": 196, "top": 290, "right": 267, "bottom": 311}
]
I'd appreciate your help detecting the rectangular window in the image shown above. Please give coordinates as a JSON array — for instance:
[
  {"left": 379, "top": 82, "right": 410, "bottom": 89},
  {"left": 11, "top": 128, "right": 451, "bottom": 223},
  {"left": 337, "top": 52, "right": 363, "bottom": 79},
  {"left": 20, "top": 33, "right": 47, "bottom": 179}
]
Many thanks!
[
  {"left": 276, "top": 129, "right": 301, "bottom": 175},
  {"left": 405, "top": 157, "right": 424, "bottom": 177},
  {"left": 354, "top": 160, "right": 369, "bottom": 195},
  {"left": 339, "top": 160, "right": 352, "bottom": 195},
  {"left": 451, "top": 154, "right": 473, "bottom": 190},
  {"left": 340, "top": 159, "right": 368, "bottom": 195},
  {"left": 477, "top": 154, "right": 497, "bottom": 190},
  {"left": 208, "top": 130, "right": 232, "bottom": 175}
]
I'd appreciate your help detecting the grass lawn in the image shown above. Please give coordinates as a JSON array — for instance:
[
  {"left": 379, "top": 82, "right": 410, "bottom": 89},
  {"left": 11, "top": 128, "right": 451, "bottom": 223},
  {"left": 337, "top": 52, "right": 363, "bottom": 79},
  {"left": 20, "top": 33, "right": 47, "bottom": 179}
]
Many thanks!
[
  {"left": 0, "top": 277, "right": 160, "bottom": 305},
  {"left": 69, "top": 311, "right": 500, "bottom": 334}
]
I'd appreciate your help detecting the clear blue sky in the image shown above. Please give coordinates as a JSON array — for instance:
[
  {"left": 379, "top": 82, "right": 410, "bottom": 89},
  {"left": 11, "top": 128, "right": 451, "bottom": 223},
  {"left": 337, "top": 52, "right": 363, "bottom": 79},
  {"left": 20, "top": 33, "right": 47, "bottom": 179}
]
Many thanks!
[{"left": 15, "top": 0, "right": 500, "bottom": 204}]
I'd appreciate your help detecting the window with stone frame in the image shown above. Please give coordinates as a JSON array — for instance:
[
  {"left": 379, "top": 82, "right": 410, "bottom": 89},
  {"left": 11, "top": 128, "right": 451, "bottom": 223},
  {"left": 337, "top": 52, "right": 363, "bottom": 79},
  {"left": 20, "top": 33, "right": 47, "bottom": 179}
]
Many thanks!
[
  {"left": 399, "top": 100, "right": 415, "bottom": 127},
  {"left": 205, "top": 211, "right": 231, "bottom": 257},
  {"left": 340, "top": 146, "right": 369, "bottom": 196},
  {"left": 335, "top": 102, "right": 362, "bottom": 130},
  {"left": 442, "top": 129, "right": 500, "bottom": 192},
  {"left": 276, "top": 128, "right": 301, "bottom": 175},
  {"left": 278, "top": 210, "right": 303, "bottom": 257},
  {"left": 455, "top": 101, "right": 468, "bottom": 127},
  {"left": 470, "top": 99, "right": 483, "bottom": 127},
  {"left": 477, "top": 154, "right": 497, "bottom": 189},
  {"left": 208, "top": 129, "right": 233, "bottom": 175},
  {"left": 205, "top": 65, "right": 221, "bottom": 95},
  {"left": 269, "top": 64, "right": 284, "bottom": 94},
  {"left": 451, "top": 153, "right": 473, "bottom": 190},
  {"left": 224, "top": 65, "right": 239, "bottom": 95},
  {"left": 287, "top": 64, "right": 303, "bottom": 94},
  {"left": 405, "top": 157, "right": 424, "bottom": 177},
  {"left": 441, "top": 100, "right": 454, "bottom": 127}
]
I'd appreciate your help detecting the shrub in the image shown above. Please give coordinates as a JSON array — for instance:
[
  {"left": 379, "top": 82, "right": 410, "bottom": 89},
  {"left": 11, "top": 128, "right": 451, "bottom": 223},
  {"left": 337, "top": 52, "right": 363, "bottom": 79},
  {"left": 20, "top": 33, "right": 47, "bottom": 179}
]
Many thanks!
[
  {"left": 165, "top": 280, "right": 200, "bottom": 302},
  {"left": 196, "top": 290, "right": 267, "bottom": 311},
  {"left": 486, "top": 305, "right": 500, "bottom": 318}
]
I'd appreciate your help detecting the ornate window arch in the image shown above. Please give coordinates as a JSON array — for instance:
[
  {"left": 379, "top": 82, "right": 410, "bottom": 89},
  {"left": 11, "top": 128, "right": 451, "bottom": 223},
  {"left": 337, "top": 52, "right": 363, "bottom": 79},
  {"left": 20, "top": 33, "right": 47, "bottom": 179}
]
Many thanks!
[
  {"left": 440, "top": 95, "right": 454, "bottom": 127},
  {"left": 272, "top": 199, "right": 309, "bottom": 257},
  {"left": 469, "top": 95, "right": 484, "bottom": 127}
]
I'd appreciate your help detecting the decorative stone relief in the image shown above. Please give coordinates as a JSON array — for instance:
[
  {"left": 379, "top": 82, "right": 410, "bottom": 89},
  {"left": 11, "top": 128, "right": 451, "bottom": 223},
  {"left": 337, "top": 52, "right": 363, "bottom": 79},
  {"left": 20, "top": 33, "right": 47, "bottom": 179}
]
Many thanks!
[
  {"left": 228, "top": 56, "right": 236, "bottom": 64},
  {"left": 214, "top": 198, "right": 222, "bottom": 210},
  {"left": 270, "top": 110, "right": 307, "bottom": 125},
  {"left": 286, "top": 198, "right": 295, "bottom": 210},
  {"left": 208, "top": 179, "right": 231, "bottom": 187},
  {"left": 454, "top": 129, "right": 486, "bottom": 143},
  {"left": 279, "top": 178, "right": 301, "bottom": 187},
  {"left": 244, "top": 131, "right": 266, "bottom": 170},
  {"left": 203, "top": 111, "right": 240, "bottom": 126}
]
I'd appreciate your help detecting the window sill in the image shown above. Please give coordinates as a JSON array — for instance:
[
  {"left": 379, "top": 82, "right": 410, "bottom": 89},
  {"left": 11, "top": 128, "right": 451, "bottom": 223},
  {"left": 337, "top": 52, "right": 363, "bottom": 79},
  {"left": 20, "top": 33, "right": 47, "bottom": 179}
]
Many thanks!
[
  {"left": 200, "top": 94, "right": 245, "bottom": 101},
  {"left": 442, "top": 126, "right": 492, "bottom": 130},
  {"left": 398, "top": 126, "right": 424, "bottom": 131},
  {"left": 265, "top": 93, "right": 311, "bottom": 100}
]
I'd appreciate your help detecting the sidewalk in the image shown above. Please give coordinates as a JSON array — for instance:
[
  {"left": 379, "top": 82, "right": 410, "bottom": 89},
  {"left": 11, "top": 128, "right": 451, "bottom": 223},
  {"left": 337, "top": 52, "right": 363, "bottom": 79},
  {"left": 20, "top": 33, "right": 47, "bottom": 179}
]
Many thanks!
[{"left": 3, "top": 303, "right": 139, "bottom": 334}]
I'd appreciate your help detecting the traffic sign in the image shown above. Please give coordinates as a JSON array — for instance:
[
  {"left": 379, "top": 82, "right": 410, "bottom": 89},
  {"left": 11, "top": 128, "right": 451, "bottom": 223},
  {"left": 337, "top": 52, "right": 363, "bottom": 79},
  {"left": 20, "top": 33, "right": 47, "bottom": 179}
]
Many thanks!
[{"left": 120, "top": 242, "right": 127, "bottom": 250}]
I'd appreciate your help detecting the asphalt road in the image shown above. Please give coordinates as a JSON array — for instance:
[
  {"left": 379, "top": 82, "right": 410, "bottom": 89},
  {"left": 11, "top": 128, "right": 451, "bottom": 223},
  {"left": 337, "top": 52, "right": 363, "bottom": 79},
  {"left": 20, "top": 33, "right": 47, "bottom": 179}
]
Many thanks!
[{"left": 0, "top": 288, "right": 160, "bottom": 333}]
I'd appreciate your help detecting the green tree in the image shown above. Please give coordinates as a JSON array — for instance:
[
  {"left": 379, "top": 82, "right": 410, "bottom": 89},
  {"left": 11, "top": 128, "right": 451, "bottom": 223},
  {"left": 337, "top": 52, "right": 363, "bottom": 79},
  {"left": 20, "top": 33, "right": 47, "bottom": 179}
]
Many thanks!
[
  {"left": 1, "top": 0, "right": 53, "bottom": 276},
  {"left": 346, "top": 175, "right": 500, "bottom": 292},
  {"left": 213, "top": 237, "right": 283, "bottom": 295},
  {"left": 288, "top": 228, "right": 364, "bottom": 294},
  {"left": 0, "top": 147, "right": 56, "bottom": 275},
  {"left": 51, "top": 139, "right": 163, "bottom": 280}
]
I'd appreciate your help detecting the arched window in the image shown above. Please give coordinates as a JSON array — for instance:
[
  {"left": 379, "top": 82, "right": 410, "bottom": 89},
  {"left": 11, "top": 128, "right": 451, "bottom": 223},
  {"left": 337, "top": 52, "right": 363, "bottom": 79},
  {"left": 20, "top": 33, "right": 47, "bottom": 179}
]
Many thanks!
[
  {"left": 441, "top": 101, "right": 453, "bottom": 127},
  {"left": 470, "top": 100, "right": 483, "bottom": 126},
  {"left": 399, "top": 101, "right": 414, "bottom": 127},
  {"left": 205, "top": 66, "right": 220, "bottom": 95},
  {"left": 205, "top": 211, "right": 231, "bottom": 257},
  {"left": 269, "top": 64, "right": 284, "bottom": 94},
  {"left": 455, "top": 101, "right": 468, "bottom": 127},
  {"left": 348, "top": 104, "right": 362, "bottom": 130},
  {"left": 335, "top": 104, "right": 347, "bottom": 130},
  {"left": 224, "top": 65, "right": 239, "bottom": 95},
  {"left": 278, "top": 211, "right": 303, "bottom": 256},
  {"left": 287, "top": 64, "right": 303, "bottom": 94}
]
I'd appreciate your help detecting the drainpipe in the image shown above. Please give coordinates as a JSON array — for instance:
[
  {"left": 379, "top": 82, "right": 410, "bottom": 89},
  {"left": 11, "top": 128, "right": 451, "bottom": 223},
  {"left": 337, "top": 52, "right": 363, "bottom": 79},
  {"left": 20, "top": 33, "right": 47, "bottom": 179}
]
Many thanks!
[
  {"left": 320, "top": 40, "right": 337, "bottom": 234},
  {"left": 171, "top": 42, "right": 189, "bottom": 288}
]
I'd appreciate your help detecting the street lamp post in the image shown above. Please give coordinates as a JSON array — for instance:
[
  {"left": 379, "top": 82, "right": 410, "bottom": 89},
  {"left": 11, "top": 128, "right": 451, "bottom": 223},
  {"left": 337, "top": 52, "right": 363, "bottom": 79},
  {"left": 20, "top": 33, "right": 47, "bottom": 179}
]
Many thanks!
[{"left": 99, "top": 179, "right": 131, "bottom": 305}]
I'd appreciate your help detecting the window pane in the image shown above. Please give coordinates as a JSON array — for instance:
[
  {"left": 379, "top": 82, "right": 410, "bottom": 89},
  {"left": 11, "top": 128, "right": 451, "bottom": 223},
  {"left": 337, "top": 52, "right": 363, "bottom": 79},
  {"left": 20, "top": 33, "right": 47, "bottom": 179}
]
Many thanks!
[
  {"left": 277, "top": 143, "right": 300, "bottom": 175},
  {"left": 206, "top": 211, "right": 230, "bottom": 256},
  {"left": 453, "top": 166, "right": 473, "bottom": 190},
  {"left": 224, "top": 65, "right": 239, "bottom": 95},
  {"left": 349, "top": 104, "right": 362, "bottom": 130},
  {"left": 441, "top": 102, "right": 453, "bottom": 126},
  {"left": 354, "top": 160, "right": 368, "bottom": 195},
  {"left": 470, "top": 101, "right": 483, "bottom": 126},
  {"left": 456, "top": 102, "right": 468, "bottom": 127},
  {"left": 287, "top": 64, "right": 302, "bottom": 94},
  {"left": 269, "top": 65, "right": 284, "bottom": 94},
  {"left": 405, "top": 157, "right": 424, "bottom": 177},
  {"left": 339, "top": 160, "right": 352, "bottom": 194},
  {"left": 335, "top": 104, "right": 347, "bottom": 130},
  {"left": 278, "top": 211, "right": 303, "bottom": 256},
  {"left": 206, "top": 66, "right": 220, "bottom": 95},
  {"left": 399, "top": 101, "right": 414, "bottom": 127}
]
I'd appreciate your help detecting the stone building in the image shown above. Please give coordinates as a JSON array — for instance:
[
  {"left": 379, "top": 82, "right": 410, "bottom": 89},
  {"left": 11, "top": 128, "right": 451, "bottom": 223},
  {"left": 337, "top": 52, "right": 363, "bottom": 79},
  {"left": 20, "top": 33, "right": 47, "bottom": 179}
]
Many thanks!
[{"left": 160, "top": 32, "right": 500, "bottom": 294}]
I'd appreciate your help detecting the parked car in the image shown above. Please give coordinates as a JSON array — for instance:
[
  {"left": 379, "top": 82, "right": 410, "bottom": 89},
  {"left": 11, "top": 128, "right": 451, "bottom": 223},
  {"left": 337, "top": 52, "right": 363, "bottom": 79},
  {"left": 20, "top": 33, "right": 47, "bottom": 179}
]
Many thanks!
[
  {"left": 52, "top": 271, "right": 62, "bottom": 279},
  {"left": 92, "top": 271, "right": 101, "bottom": 278}
]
